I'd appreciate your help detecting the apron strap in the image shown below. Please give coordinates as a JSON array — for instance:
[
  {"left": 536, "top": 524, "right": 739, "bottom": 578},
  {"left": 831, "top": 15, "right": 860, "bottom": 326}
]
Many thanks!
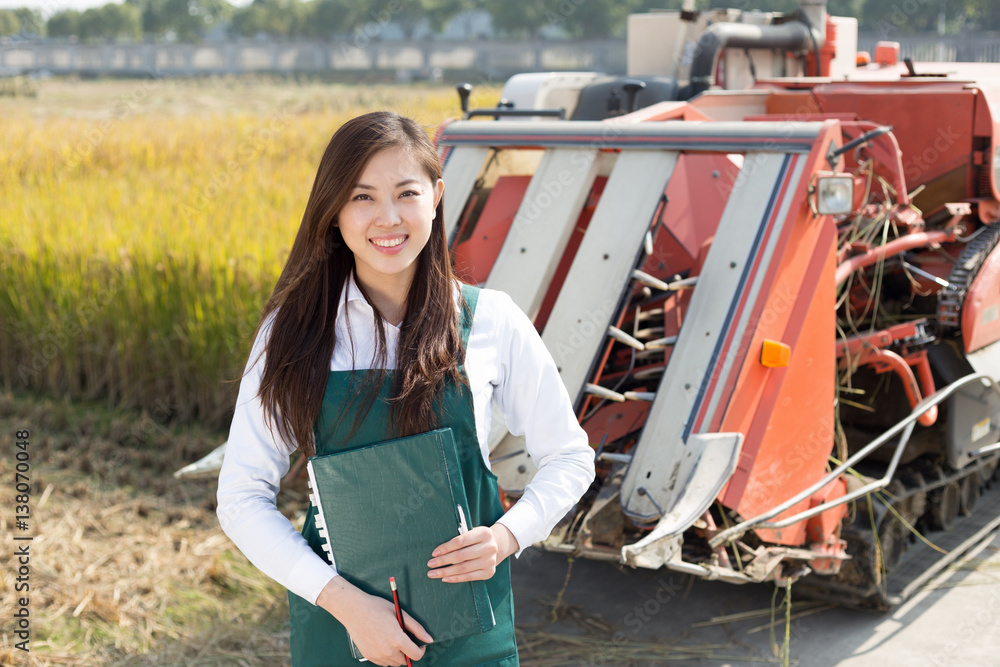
[{"left": 459, "top": 283, "right": 480, "bottom": 351}]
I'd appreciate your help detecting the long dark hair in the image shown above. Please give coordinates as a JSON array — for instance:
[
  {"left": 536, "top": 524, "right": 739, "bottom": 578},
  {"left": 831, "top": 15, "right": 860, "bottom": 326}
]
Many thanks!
[{"left": 253, "top": 111, "right": 463, "bottom": 456}]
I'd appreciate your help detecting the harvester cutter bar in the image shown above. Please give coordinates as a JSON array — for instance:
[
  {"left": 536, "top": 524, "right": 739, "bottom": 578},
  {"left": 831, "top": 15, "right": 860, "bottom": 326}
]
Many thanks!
[{"left": 436, "top": 118, "right": 834, "bottom": 523}]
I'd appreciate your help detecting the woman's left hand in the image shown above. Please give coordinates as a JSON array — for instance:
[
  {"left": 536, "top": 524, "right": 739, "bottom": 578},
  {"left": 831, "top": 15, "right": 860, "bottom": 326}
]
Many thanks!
[{"left": 427, "top": 524, "right": 519, "bottom": 583}]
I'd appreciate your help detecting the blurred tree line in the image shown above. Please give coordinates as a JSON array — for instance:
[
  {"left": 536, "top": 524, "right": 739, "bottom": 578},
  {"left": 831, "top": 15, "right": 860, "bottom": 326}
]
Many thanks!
[{"left": 0, "top": 0, "right": 997, "bottom": 43}]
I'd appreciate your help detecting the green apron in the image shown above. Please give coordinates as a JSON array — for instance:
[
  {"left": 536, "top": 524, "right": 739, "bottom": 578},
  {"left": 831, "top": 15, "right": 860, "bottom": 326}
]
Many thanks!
[{"left": 288, "top": 285, "right": 519, "bottom": 667}]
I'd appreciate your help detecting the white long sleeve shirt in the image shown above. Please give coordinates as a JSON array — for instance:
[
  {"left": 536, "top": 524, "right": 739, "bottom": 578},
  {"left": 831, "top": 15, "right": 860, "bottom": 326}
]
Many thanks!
[{"left": 216, "top": 277, "right": 596, "bottom": 605}]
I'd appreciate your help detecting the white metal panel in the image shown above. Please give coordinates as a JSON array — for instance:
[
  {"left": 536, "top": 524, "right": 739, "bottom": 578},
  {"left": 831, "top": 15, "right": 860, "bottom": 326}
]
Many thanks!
[
  {"left": 442, "top": 146, "right": 490, "bottom": 242},
  {"left": 488, "top": 422, "right": 537, "bottom": 493},
  {"left": 486, "top": 147, "right": 600, "bottom": 319},
  {"left": 498, "top": 72, "right": 599, "bottom": 120},
  {"left": 621, "top": 432, "right": 743, "bottom": 568},
  {"left": 696, "top": 155, "right": 805, "bottom": 432},
  {"left": 627, "top": 12, "right": 685, "bottom": 79},
  {"left": 542, "top": 149, "right": 679, "bottom": 403},
  {"left": 829, "top": 17, "right": 859, "bottom": 80},
  {"left": 620, "top": 152, "right": 797, "bottom": 519},
  {"left": 489, "top": 149, "right": 678, "bottom": 493},
  {"left": 484, "top": 147, "right": 600, "bottom": 490}
]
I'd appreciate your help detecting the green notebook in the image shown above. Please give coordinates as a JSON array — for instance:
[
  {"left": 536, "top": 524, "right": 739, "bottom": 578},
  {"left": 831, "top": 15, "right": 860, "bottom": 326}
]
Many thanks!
[{"left": 306, "top": 427, "right": 495, "bottom": 660}]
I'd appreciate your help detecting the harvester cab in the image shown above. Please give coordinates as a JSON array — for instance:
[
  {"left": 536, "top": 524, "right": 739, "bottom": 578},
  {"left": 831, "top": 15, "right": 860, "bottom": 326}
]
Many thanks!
[{"left": 438, "top": 0, "right": 1000, "bottom": 609}]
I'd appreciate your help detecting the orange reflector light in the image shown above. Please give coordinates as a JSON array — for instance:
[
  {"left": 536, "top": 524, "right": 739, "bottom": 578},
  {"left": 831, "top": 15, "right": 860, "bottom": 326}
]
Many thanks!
[
  {"left": 761, "top": 340, "right": 791, "bottom": 368},
  {"left": 874, "top": 41, "right": 900, "bottom": 66}
]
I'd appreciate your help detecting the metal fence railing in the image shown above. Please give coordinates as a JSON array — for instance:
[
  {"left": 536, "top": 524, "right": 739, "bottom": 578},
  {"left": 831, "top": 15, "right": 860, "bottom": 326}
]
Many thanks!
[
  {"left": 0, "top": 39, "right": 629, "bottom": 79},
  {"left": 1, "top": 31, "right": 994, "bottom": 80},
  {"left": 858, "top": 32, "right": 1000, "bottom": 63}
]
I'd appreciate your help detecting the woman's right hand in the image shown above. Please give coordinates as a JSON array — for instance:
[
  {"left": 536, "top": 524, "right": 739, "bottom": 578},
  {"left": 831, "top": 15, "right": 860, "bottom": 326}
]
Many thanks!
[{"left": 316, "top": 575, "right": 432, "bottom": 666}]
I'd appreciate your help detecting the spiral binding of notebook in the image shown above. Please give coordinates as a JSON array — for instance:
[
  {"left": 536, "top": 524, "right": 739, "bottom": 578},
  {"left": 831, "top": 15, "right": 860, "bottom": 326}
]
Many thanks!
[{"left": 305, "top": 464, "right": 336, "bottom": 567}]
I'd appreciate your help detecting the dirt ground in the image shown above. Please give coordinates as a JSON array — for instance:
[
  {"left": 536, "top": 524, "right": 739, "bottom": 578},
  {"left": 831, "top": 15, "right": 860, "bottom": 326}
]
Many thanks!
[{"left": 510, "top": 533, "right": 1000, "bottom": 666}]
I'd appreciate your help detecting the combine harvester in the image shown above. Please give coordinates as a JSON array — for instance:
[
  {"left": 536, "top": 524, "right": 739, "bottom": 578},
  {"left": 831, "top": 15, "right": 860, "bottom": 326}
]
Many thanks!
[
  {"left": 181, "top": 0, "right": 1000, "bottom": 611},
  {"left": 436, "top": 0, "right": 1000, "bottom": 608}
]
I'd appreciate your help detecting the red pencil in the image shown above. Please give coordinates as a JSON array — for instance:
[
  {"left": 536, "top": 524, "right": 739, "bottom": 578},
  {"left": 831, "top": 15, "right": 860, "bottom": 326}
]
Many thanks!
[{"left": 389, "top": 576, "right": 412, "bottom": 667}]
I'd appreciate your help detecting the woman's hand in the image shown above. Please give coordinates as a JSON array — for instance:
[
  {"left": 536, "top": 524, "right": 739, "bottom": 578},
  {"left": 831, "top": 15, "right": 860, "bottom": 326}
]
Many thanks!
[
  {"left": 427, "top": 524, "right": 520, "bottom": 583},
  {"left": 316, "top": 575, "right": 432, "bottom": 666}
]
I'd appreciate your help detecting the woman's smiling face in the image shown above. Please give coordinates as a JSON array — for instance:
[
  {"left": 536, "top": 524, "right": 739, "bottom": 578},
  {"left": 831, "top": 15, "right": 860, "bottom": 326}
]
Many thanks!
[{"left": 337, "top": 146, "right": 444, "bottom": 299}]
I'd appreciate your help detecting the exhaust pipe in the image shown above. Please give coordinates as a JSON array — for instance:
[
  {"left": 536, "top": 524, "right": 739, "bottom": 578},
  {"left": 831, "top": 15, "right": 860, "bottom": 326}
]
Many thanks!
[
  {"left": 799, "top": 0, "right": 828, "bottom": 33},
  {"left": 688, "top": 0, "right": 827, "bottom": 97}
]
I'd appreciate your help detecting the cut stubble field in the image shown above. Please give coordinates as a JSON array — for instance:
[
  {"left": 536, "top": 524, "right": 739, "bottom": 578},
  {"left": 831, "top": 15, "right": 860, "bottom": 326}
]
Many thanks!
[{"left": 0, "top": 392, "right": 299, "bottom": 665}]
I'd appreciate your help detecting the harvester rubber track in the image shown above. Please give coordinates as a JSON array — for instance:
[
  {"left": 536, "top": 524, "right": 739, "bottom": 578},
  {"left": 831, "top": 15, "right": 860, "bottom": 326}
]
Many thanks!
[
  {"left": 938, "top": 223, "right": 1000, "bottom": 328},
  {"left": 796, "top": 454, "right": 1000, "bottom": 611}
]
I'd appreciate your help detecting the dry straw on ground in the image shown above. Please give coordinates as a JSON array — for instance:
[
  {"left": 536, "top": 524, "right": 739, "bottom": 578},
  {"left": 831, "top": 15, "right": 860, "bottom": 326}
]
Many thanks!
[{"left": 0, "top": 392, "right": 300, "bottom": 665}]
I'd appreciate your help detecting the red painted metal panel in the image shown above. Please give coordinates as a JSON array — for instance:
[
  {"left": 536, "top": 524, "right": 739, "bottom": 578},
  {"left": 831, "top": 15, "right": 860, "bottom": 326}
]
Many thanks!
[
  {"left": 716, "top": 125, "right": 842, "bottom": 547},
  {"left": 582, "top": 400, "right": 651, "bottom": 448},
  {"left": 452, "top": 175, "right": 530, "bottom": 285},
  {"left": 811, "top": 84, "right": 976, "bottom": 195},
  {"left": 535, "top": 177, "right": 608, "bottom": 332},
  {"left": 962, "top": 245, "right": 1000, "bottom": 353},
  {"left": 733, "top": 229, "right": 837, "bottom": 546}
]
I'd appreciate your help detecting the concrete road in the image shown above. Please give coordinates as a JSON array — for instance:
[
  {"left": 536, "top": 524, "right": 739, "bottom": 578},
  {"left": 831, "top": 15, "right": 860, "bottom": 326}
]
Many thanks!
[{"left": 511, "top": 530, "right": 1000, "bottom": 666}]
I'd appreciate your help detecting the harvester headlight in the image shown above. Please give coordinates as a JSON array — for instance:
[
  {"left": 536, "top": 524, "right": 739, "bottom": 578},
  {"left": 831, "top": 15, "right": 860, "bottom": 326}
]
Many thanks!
[{"left": 816, "top": 175, "right": 854, "bottom": 216}]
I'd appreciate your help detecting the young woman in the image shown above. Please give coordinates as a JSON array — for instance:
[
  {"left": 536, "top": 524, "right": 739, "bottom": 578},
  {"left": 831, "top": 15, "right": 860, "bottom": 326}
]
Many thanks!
[{"left": 216, "top": 111, "right": 595, "bottom": 667}]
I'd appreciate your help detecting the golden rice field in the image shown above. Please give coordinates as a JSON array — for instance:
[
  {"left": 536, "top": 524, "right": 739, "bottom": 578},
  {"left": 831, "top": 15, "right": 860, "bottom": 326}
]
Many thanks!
[{"left": 0, "top": 77, "right": 500, "bottom": 429}]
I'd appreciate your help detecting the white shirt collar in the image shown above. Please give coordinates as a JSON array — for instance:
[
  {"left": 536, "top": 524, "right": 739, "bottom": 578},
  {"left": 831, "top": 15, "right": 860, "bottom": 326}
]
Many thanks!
[
  {"left": 338, "top": 271, "right": 369, "bottom": 318},
  {"left": 336, "top": 271, "right": 466, "bottom": 323}
]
